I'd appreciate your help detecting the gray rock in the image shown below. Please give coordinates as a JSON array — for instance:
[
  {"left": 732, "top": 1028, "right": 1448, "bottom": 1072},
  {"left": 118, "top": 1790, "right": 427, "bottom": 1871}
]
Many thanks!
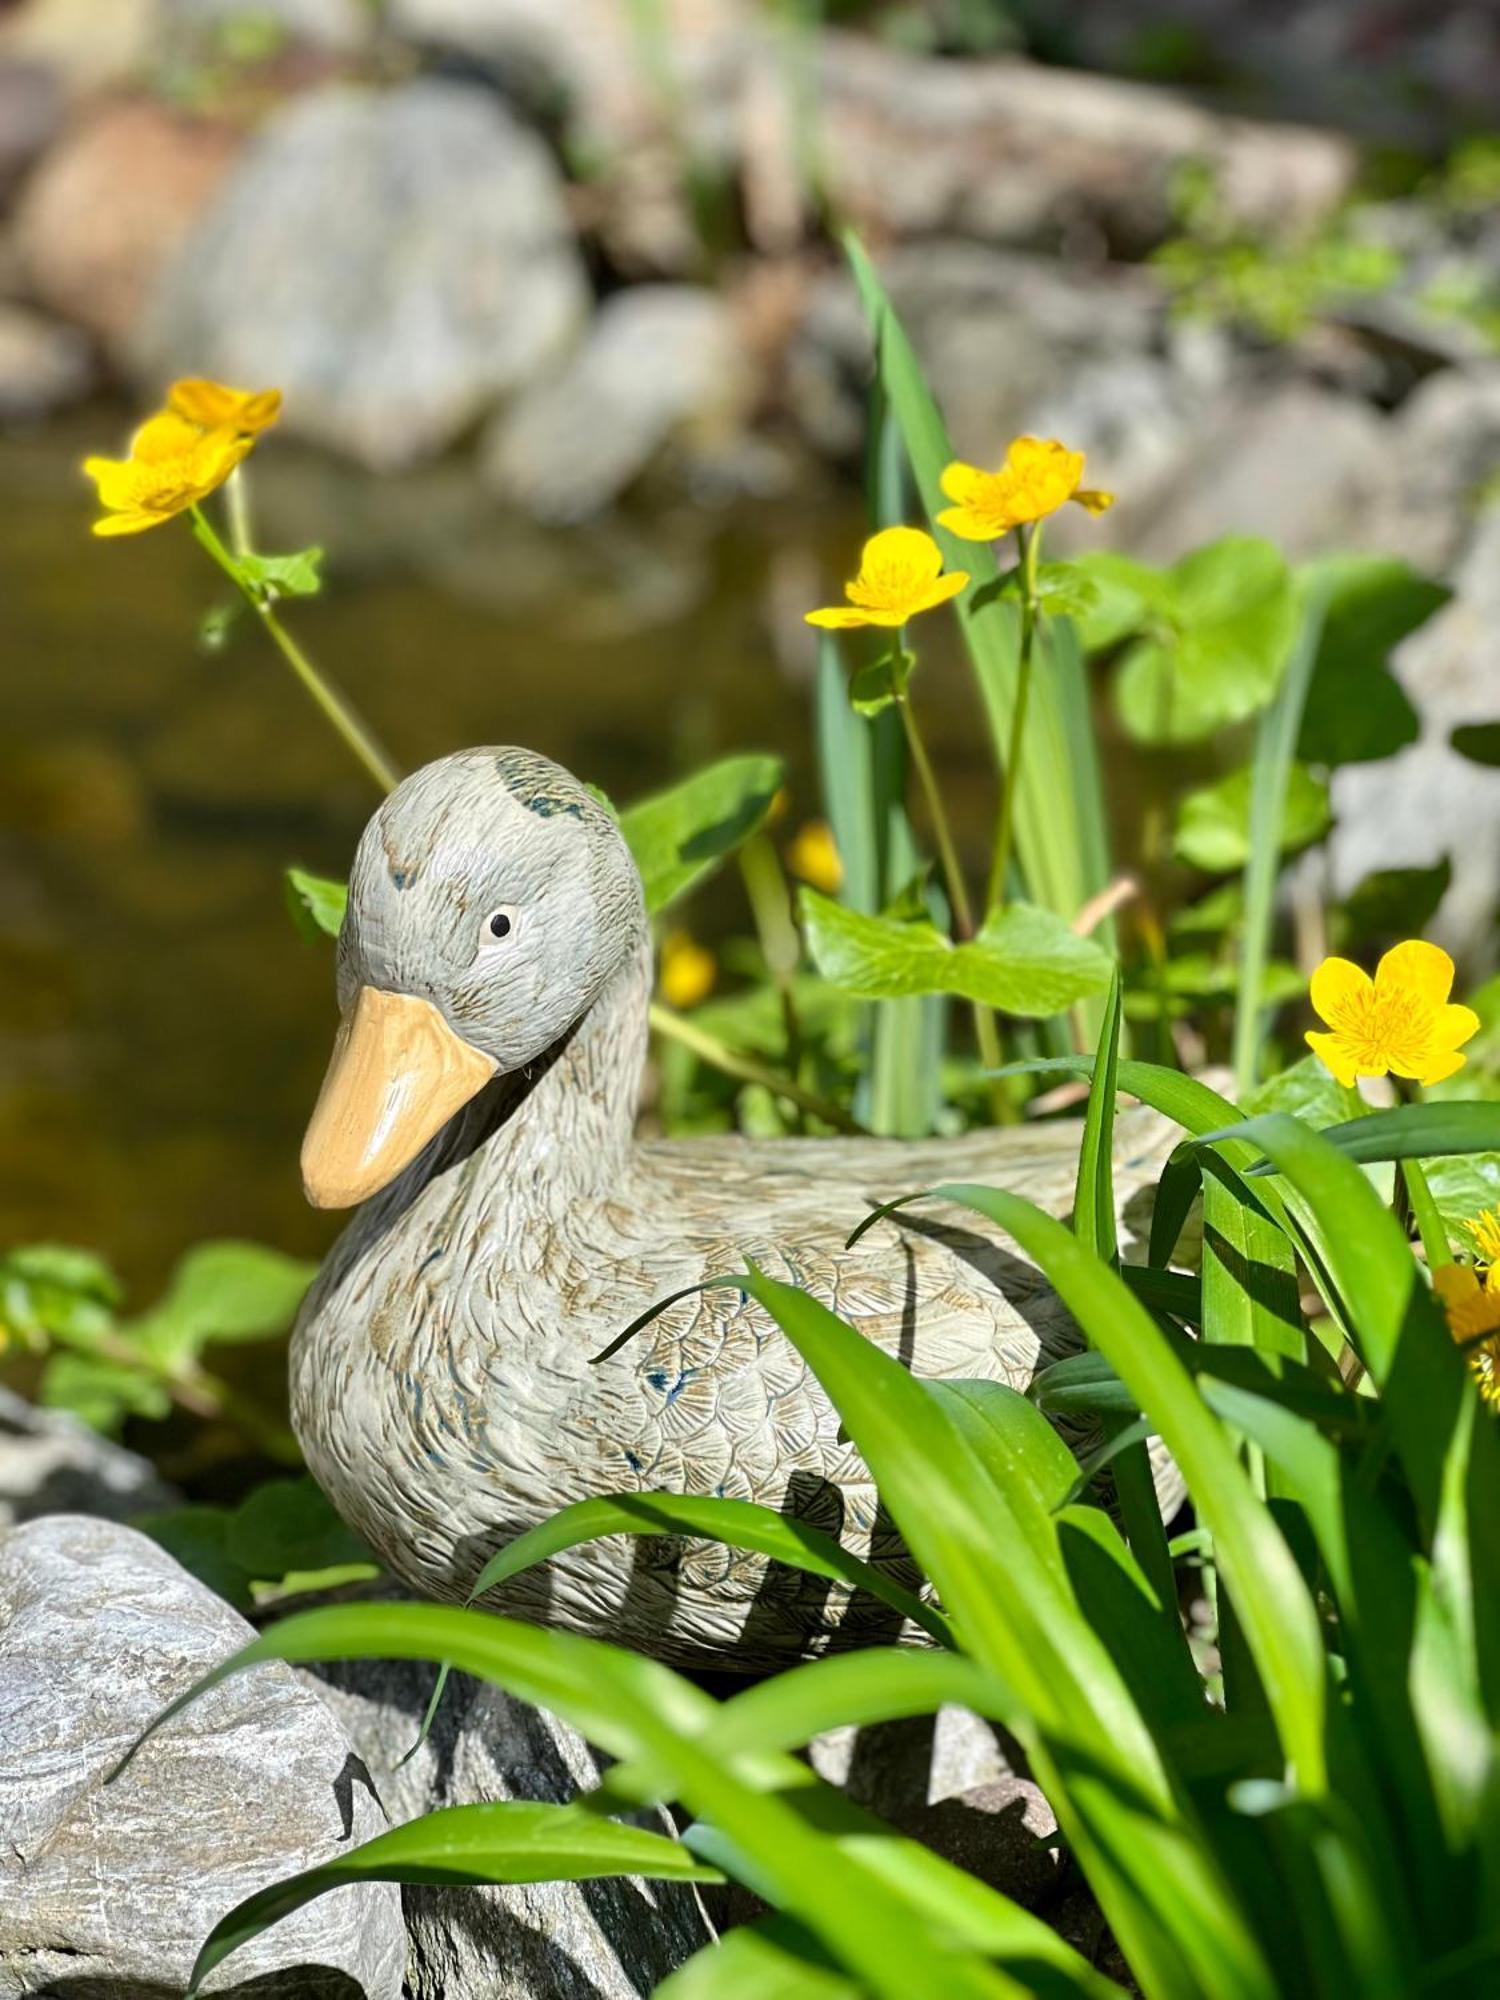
[
  {"left": 482, "top": 285, "right": 754, "bottom": 521},
  {"left": 304, "top": 1650, "right": 714, "bottom": 1999},
  {"left": 0, "top": 59, "right": 64, "bottom": 207},
  {"left": 157, "top": 0, "right": 374, "bottom": 53},
  {"left": 813, "top": 32, "right": 1355, "bottom": 253},
  {"left": 0, "top": 1515, "right": 406, "bottom": 1998},
  {"left": 1329, "top": 503, "right": 1500, "bottom": 963},
  {"left": 1363, "top": 365, "right": 1500, "bottom": 575},
  {"left": 137, "top": 81, "right": 590, "bottom": 470},
  {"left": 0, "top": 1385, "right": 175, "bottom": 1528},
  {"left": 787, "top": 240, "right": 1166, "bottom": 470},
  {"left": 0, "top": 304, "right": 95, "bottom": 425},
  {"left": 1115, "top": 382, "right": 1393, "bottom": 564}
]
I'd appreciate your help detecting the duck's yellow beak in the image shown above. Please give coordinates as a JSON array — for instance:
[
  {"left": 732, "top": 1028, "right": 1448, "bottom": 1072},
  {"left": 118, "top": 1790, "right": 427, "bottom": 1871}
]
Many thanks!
[{"left": 301, "top": 986, "right": 497, "bottom": 1210}]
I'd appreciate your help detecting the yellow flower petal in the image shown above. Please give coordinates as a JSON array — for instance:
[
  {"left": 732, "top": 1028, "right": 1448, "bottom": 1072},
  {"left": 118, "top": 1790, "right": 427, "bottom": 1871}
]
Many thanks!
[
  {"left": 1309, "top": 956, "right": 1374, "bottom": 1029},
  {"left": 1376, "top": 939, "right": 1454, "bottom": 1008},
  {"left": 129, "top": 408, "right": 206, "bottom": 464},
  {"left": 1305, "top": 1029, "right": 1359, "bottom": 1088},
  {"left": 907, "top": 569, "right": 970, "bottom": 614},
  {"left": 1074, "top": 486, "right": 1115, "bottom": 515},
  {"left": 934, "top": 501, "right": 1003, "bottom": 542},
  {"left": 92, "top": 510, "right": 167, "bottom": 537},
  {"left": 1418, "top": 1046, "right": 1469, "bottom": 1086},
  {"left": 1433, "top": 1002, "right": 1482, "bottom": 1051},
  {"left": 939, "top": 461, "right": 988, "bottom": 507},
  {"left": 808, "top": 526, "right": 965, "bottom": 626},
  {"left": 168, "top": 377, "right": 282, "bottom": 436}
]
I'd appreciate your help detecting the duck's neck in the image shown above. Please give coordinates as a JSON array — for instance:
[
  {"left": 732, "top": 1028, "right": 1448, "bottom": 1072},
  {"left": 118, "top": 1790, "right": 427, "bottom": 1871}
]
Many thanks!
[{"left": 422, "top": 932, "right": 653, "bottom": 1210}]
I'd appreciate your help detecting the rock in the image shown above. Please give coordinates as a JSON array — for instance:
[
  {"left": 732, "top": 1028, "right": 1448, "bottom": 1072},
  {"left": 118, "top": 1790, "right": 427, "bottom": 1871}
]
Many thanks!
[
  {"left": 482, "top": 285, "right": 754, "bottom": 520},
  {"left": 787, "top": 240, "right": 1167, "bottom": 470},
  {"left": 13, "top": 97, "right": 242, "bottom": 355},
  {"left": 0, "top": 0, "right": 160, "bottom": 100},
  {"left": 1329, "top": 502, "right": 1500, "bottom": 962},
  {"left": 138, "top": 81, "right": 591, "bottom": 470},
  {"left": 0, "top": 1387, "right": 176, "bottom": 1528},
  {"left": 0, "top": 303, "right": 95, "bottom": 424},
  {"left": 0, "top": 60, "right": 65, "bottom": 207},
  {"left": 1113, "top": 382, "right": 1392, "bottom": 564},
  {"left": 811, "top": 34, "right": 1355, "bottom": 255},
  {"left": 1363, "top": 364, "right": 1500, "bottom": 576},
  {"left": 809, "top": 1705, "right": 1059, "bottom": 1907},
  {"left": 304, "top": 1649, "right": 713, "bottom": 2000},
  {"left": 157, "top": 0, "right": 374, "bottom": 54},
  {"left": 0, "top": 1515, "right": 406, "bottom": 1998}
]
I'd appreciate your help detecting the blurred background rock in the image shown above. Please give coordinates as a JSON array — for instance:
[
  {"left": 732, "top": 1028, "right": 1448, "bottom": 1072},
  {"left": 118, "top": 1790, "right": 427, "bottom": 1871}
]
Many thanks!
[{"left": 1, "top": 0, "right": 1497, "bottom": 1295}]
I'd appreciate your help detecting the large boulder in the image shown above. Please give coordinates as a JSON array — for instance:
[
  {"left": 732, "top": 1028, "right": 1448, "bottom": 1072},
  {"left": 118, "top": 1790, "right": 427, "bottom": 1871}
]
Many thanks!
[
  {"left": 0, "top": 1515, "right": 406, "bottom": 1998},
  {"left": 137, "top": 80, "right": 591, "bottom": 470},
  {"left": 305, "top": 1649, "right": 714, "bottom": 1999},
  {"left": 0, "top": 303, "right": 95, "bottom": 426},
  {"left": 482, "top": 284, "right": 755, "bottom": 520}
]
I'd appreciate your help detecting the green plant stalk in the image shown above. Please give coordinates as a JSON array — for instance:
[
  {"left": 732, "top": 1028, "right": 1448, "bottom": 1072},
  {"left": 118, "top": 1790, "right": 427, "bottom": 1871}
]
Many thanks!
[
  {"left": 895, "top": 690, "right": 1004, "bottom": 1087},
  {"left": 987, "top": 523, "right": 1042, "bottom": 916},
  {"left": 188, "top": 506, "right": 401, "bottom": 796},
  {"left": 738, "top": 833, "right": 806, "bottom": 1128},
  {"left": 1232, "top": 584, "right": 1329, "bottom": 1094},
  {"left": 649, "top": 1001, "right": 869, "bottom": 1136},
  {"left": 70, "top": 1322, "right": 299, "bottom": 1463}
]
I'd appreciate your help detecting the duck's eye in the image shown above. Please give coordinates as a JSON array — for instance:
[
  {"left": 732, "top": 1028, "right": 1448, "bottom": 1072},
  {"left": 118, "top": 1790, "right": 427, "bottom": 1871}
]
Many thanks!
[{"left": 482, "top": 907, "right": 518, "bottom": 944}]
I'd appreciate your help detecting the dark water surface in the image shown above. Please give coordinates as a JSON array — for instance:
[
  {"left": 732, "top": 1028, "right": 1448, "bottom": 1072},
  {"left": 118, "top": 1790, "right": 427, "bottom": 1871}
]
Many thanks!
[{"left": 3, "top": 416, "right": 1018, "bottom": 1297}]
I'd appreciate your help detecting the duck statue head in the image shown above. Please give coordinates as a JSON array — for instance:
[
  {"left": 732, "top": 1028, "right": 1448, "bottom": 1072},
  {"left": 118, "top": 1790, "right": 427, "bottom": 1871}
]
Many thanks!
[{"left": 302, "top": 747, "right": 646, "bottom": 1211}]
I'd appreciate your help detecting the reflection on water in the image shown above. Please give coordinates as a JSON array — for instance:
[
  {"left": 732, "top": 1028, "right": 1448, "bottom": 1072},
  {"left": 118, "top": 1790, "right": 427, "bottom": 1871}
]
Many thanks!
[{"left": 6, "top": 415, "right": 991, "bottom": 1292}]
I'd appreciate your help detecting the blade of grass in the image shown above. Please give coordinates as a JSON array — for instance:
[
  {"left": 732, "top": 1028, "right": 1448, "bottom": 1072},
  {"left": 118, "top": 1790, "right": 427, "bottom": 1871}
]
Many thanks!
[
  {"left": 188, "top": 1803, "right": 722, "bottom": 1995},
  {"left": 1233, "top": 585, "right": 1329, "bottom": 1094},
  {"left": 463, "top": 1490, "right": 952, "bottom": 1647}
]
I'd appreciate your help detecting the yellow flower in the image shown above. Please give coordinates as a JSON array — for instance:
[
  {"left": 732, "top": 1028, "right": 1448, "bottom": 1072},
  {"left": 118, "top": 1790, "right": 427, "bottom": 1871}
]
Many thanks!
[
  {"left": 660, "top": 931, "right": 715, "bottom": 1010},
  {"left": 787, "top": 819, "right": 844, "bottom": 894},
  {"left": 937, "top": 436, "right": 1114, "bottom": 542},
  {"left": 167, "top": 376, "right": 283, "bottom": 438},
  {"left": 1434, "top": 1264, "right": 1500, "bottom": 1405},
  {"left": 1305, "top": 940, "right": 1479, "bottom": 1088},
  {"left": 83, "top": 408, "right": 255, "bottom": 537},
  {"left": 805, "top": 526, "right": 969, "bottom": 630},
  {"left": 1466, "top": 1206, "right": 1500, "bottom": 1283}
]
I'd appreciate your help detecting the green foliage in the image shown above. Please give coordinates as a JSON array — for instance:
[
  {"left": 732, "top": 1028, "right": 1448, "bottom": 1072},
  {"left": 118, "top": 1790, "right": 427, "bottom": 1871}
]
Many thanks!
[
  {"left": 1297, "top": 556, "right": 1441, "bottom": 768},
  {"left": 1078, "top": 538, "right": 1297, "bottom": 745},
  {"left": 621, "top": 756, "right": 785, "bottom": 915},
  {"left": 1174, "top": 762, "right": 1329, "bottom": 871},
  {"left": 285, "top": 866, "right": 347, "bottom": 941},
  {"left": 237, "top": 546, "right": 325, "bottom": 601},
  {"left": 2, "top": 1240, "right": 312, "bottom": 1441},
  {"left": 136, "top": 1477, "right": 378, "bottom": 1613},
  {"left": 127, "top": 1081, "right": 1500, "bottom": 1997},
  {"left": 800, "top": 892, "right": 1112, "bottom": 1015}
]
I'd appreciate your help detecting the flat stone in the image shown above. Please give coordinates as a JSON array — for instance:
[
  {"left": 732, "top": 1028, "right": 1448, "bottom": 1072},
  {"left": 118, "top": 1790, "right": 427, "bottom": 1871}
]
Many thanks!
[
  {"left": 0, "top": 1515, "right": 406, "bottom": 1998},
  {"left": 137, "top": 80, "right": 590, "bottom": 469},
  {"left": 304, "top": 1648, "right": 714, "bottom": 1999},
  {"left": 482, "top": 285, "right": 754, "bottom": 521},
  {"left": 0, "top": 1386, "right": 175, "bottom": 1528}
]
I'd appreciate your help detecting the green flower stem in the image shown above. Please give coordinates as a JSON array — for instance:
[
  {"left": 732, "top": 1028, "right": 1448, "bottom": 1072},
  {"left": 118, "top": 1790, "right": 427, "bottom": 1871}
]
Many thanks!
[
  {"left": 75, "top": 1322, "right": 299, "bottom": 1464},
  {"left": 648, "top": 1000, "right": 869, "bottom": 1135},
  {"left": 189, "top": 506, "right": 401, "bottom": 796},
  {"left": 987, "top": 521, "right": 1042, "bottom": 916},
  {"left": 895, "top": 689, "right": 1004, "bottom": 1085}
]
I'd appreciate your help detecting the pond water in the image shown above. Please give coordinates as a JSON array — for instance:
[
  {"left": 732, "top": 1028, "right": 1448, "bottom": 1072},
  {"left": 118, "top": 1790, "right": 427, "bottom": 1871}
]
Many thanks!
[{"left": 3, "top": 414, "right": 1024, "bottom": 1300}]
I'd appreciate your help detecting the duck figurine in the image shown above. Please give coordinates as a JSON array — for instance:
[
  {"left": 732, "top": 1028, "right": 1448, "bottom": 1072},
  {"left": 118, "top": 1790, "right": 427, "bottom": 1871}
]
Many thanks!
[{"left": 292, "top": 748, "right": 1175, "bottom": 1671}]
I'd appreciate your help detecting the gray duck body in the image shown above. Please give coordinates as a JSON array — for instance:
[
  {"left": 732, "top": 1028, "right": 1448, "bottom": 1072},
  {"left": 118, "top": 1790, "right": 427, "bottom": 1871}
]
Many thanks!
[{"left": 291, "top": 748, "right": 1175, "bottom": 1671}]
